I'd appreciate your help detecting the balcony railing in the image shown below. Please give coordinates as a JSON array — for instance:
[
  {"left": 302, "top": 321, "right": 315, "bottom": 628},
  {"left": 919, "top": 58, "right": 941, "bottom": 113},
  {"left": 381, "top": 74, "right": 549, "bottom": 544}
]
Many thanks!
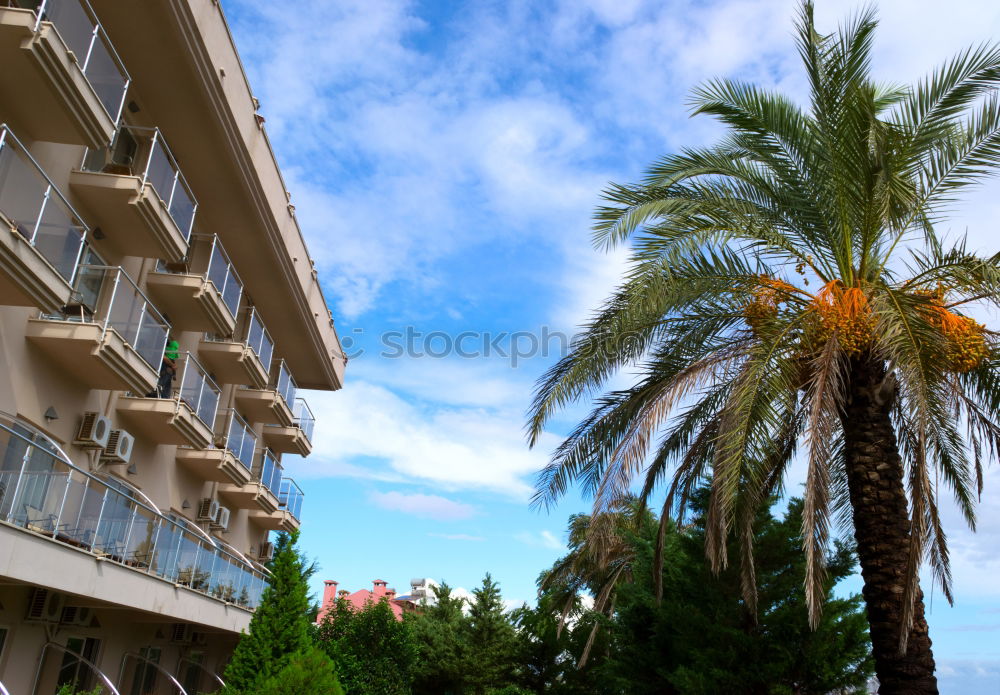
[
  {"left": 70, "top": 265, "right": 170, "bottom": 370},
  {"left": 293, "top": 397, "right": 315, "bottom": 442},
  {"left": 31, "top": 0, "right": 131, "bottom": 124},
  {"left": 0, "top": 124, "right": 87, "bottom": 282},
  {"left": 274, "top": 359, "right": 296, "bottom": 409},
  {"left": 222, "top": 409, "right": 256, "bottom": 473},
  {"left": 205, "top": 235, "right": 243, "bottom": 319},
  {"left": 245, "top": 307, "right": 273, "bottom": 367},
  {"left": 175, "top": 352, "right": 220, "bottom": 428},
  {"left": 81, "top": 125, "right": 197, "bottom": 239},
  {"left": 0, "top": 419, "right": 267, "bottom": 610},
  {"left": 254, "top": 449, "right": 282, "bottom": 496},
  {"left": 278, "top": 478, "right": 304, "bottom": 521}
]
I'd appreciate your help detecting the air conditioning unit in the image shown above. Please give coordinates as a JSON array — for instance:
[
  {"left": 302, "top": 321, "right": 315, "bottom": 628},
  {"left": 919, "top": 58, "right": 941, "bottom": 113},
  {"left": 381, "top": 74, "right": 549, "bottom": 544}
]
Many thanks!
[
  {"left": 76, "top": 412, "right": 112, "bottom": 449},
  {"left": 197, "top": 498, "right": 220, "bottom": 522},
  {"left": 26, "top": 589, "right": 65, "bottom": 623},
  {"left": 170, "top": 623, "right": 194, "bottom": 644},
  {"left": 212, "top": 506, "right": 231, "bottom": 531},
  {"left": 61, "top": 605, "right": 94, "bottom": 627},
  {"left": 101, "top": 429, "right": 134, "bottom": 464},
  {"left": 258, "top": 542, "right": 274, "bottom": 562}
]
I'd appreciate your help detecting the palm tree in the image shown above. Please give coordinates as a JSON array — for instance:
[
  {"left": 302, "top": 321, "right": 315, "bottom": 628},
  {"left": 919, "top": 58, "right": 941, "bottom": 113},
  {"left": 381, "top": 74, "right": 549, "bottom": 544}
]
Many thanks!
[
  {"left": 525, "top": 4, "right": 1000, "bottom": 693},
  {"left": 540, "top": 499, "right": 656, "bottom": 668}
]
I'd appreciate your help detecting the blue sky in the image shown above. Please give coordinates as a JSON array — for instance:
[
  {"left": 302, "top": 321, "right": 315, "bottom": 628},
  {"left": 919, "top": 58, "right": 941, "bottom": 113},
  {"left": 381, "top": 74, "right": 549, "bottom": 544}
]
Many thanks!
[{"left": 225, "top": 0, "right": 1000, "bottom": 690}]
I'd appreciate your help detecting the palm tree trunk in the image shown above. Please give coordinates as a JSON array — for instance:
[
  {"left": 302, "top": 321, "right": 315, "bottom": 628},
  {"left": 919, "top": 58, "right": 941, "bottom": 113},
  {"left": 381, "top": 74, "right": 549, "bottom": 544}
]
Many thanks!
[{"left": 841, "top": 356, "right": 938, "bottom": 694}]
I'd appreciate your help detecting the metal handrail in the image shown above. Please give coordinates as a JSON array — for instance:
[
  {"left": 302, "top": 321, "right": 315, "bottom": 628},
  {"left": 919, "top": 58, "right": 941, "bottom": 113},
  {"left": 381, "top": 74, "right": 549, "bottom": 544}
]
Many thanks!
[
  {"left": 0, "top": 678, "right": 9, "bottom": 695},
  {"left": 32, "top": 0, "right": 131, "bottom": 125},
  {"left": 0, "top": 419, "right": 268, "bottom": 610},
  {"left": 0, "top": 123, "right": 89, "bottom": 282},
  {"left": 118, "top": 651, "right": 188, "bottom": 695},
  {"left": 175, "top": 351, "right": 221, "bottom": 428},
  {"left": 32, "top": 641, "right": 122, "bottom": 695}
]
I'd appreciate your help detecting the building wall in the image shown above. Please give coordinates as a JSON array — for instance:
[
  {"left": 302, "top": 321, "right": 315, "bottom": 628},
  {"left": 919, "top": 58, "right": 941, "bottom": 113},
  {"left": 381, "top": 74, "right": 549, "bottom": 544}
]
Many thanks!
[{"left": 0, "top": 0, "right": 344, "bottom": 691}]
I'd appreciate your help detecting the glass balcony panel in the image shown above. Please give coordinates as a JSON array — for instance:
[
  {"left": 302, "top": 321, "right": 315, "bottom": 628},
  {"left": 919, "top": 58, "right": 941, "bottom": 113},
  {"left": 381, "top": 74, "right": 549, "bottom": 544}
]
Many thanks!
[
  {"left": 207, "top": 239, "right": 242, "bottom": 319},
  {"left": 33, "top": 194, "right": 86, "bottom": 280},
  {"left": 279, "top": 478, "right": 304, "bottom": 520},
  {"left": 94, "top": 267, "right": 169, "bottom": 369},
  {"left": 274, "top": 361, "right": 296, "bottom": 408},
  {"left": 124, "top": 506, "right": 158, "bottom": 570},
  {"left": 94, "top": 490, "right": 131, "bottom": 558},
  {"left": 246, "top": 309, "right": 273, "bottom": 366},
  {"left": 178, "top": 353, "right": 220, "bottom": 427},
  {"left": 57, "top": 475, "right": 104, "bottom": 549},
  {"left": 225, "top": 410, "right": 256, "bottom": 472},
  {"left": 150, "top": 520, "right": 182, "bottom": 582},
  {"left": 293, "top": 398, "right": 315, "bottom": 442},
  {"left": 0, "top": 129, "right": 87, "bottom": 283},
  {"left": 39, "top": 0, "right": 129, "bottom": 122},
  {"left": 256, "top": 450, "right": 282, "bottom": 495}
]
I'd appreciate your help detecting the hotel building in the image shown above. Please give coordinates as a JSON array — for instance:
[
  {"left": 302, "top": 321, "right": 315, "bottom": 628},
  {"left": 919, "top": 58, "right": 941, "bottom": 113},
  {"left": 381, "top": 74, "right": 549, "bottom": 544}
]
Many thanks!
[{"left": 0, "top": 0, "right": 345, "bottom": 692}]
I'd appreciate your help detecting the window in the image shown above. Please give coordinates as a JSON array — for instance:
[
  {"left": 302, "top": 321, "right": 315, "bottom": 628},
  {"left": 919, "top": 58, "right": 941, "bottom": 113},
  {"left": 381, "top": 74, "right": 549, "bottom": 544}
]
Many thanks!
[
  {"left": 181, "top": 650, "right": 204, "bottom": 694},
  {"left": 57, "top": 636, "right": 101, "bottom": 691},
  {"left": 129, "top": 646, "right": 161, "bottom": 695}
]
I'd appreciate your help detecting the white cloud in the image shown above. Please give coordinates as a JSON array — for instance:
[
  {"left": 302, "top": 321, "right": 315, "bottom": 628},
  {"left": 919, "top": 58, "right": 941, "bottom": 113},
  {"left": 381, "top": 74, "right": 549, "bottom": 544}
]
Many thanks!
[
  {"left": 370, "top": 490, "right": 476, "bottom": 521},
  {"left": 285, "top": 381, "right": 559, "bottom": 498}
]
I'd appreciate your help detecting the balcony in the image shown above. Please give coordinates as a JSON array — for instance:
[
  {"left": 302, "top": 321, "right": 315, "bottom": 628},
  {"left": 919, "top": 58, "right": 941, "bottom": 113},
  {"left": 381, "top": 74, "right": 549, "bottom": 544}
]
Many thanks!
[
  {"left": 221, "top": 448, "right": 280, "bottom": 515},
  {"left": 0, "top": 124, "right": 88, "bottom": 313},
  {"left": 0, "top": 0, "right": 129, "bottom": 149},
  {"left": 179, "top": 409, "right": 254, "bottom": 487},
  {"left": 263, "top": 397, "right": 314, "bottom": 456},
  {"left": 0, "top": 418, "right": 267, "bottom": 611},
  {"left": 146, "top": 235, "right": 242, "bottom": 337},
  {"left": 198, "top": 306, "right": 271, "bottom": 388},
  {"left": 69, "top": 125, "right": 196, "bottom": 263},
  {"left": 234, "top": 358, "right": 296, "bottom": 427},
  {"left": 26, "top": 265, "right": 169, "bottom": 394},
  {"left": 250, "top": 476, "right": 302, "bottom": 532},
  {"left": 116, "top": 352, "right": 220, "bottom": 449}
]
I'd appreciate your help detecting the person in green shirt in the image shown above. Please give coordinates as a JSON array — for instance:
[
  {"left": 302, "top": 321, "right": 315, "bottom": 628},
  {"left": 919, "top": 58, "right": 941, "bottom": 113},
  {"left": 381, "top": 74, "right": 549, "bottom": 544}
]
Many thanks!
[{"left": 156, "top": 335, "right": 180, "bottom": 398}]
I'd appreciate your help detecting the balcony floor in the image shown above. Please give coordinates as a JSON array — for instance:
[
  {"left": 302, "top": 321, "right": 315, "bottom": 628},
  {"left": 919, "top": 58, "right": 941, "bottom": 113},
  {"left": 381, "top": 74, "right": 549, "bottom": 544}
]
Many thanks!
[
  {"left": 262, "top": 425, "right": 312, "bottom": 457},
  {"left": 117, "top": 396, "right": 214, "bottom": 449},
  {"left": 177, "top": 447, "right": 253, "bottom": 487},
  {"left": 234, "top": 388, "right": 293, "bottom": 427},
  {"left": 249, "top": 509, "right": 299, "bottom": 533},
  {"left": 68, "top": 170, "right": 187, "bottom": 262},
  {"left": 26, "top": 318, "right": 158, "bottom": 394},
  {"left": 198, "top": 340, "right": 269, "bottom": 389},
  {"left": 0, "top": 8, "right": 116, "bottom": 148},
  {"left": 146, "top": 272, "right": 236, "bottom": 336}
]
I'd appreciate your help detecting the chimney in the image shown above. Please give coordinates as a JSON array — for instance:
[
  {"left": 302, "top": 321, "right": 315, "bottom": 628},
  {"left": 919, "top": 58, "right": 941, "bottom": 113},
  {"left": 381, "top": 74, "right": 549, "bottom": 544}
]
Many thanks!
[
  {"left": 387, "top": 588, "right": 396, "bottom": 600},
  {"left": 372, "top": 579, "right": 387, "bottom": 599},
  {"left": 318, "top": 580, "right": 338, "bottom": 623}
]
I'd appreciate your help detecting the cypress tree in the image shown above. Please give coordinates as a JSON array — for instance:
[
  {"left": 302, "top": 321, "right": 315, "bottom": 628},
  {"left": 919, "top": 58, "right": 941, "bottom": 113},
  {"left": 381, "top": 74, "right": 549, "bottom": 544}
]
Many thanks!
[
  {"left": 223, "top": 531, "right": 333, "bottom": 693},
  {"left": 465, "top": 573, "right": 518, "bottom": 694}
]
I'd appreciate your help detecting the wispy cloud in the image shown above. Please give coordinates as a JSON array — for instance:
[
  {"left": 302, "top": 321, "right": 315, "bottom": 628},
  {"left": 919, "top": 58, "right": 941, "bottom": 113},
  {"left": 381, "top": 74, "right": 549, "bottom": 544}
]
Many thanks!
[
  {"left": 428, "top": 533, "right": 487, "bottom": 542},
  {"left": 370, "top": 491, "right": 476, "bottom": 521},
  {"left": 515, "top": 530, "right": 564, "bottom": 551}
]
